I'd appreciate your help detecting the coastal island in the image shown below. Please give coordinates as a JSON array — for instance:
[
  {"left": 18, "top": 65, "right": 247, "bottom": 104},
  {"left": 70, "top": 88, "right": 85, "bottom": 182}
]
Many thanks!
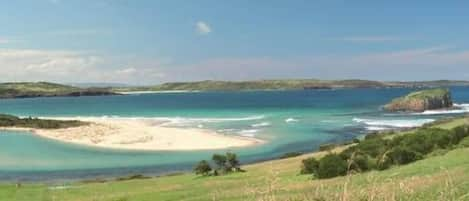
[
  {"left": 0, "top": 115, "right": 260, "bottom": 151},
  {"left": 384, "top": 88, "right": 453, "bottom": 112}
]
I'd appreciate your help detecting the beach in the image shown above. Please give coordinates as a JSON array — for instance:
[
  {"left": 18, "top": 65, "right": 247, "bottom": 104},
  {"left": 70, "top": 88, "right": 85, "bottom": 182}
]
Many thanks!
[{"left": 0, "top": 117, "right": 262, "bottom": 151}]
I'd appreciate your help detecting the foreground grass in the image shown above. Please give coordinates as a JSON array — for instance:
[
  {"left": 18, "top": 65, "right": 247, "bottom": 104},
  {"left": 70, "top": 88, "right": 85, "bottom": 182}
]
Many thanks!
[{"left": 2, "top": 118, "right": 469, "bottom": 201}]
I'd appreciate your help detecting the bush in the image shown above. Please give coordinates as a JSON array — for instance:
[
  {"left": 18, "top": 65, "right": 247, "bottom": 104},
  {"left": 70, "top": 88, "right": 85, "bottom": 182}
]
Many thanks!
[
  {"left": 388, "top": 146, "right": 422, "bottom": 165},
  {"left": 355, "top": 137, "right": 389, "bottom": 158},
  {"left": 194, "top": 160, "right": 212, "bottom": 176},
  {"left": 348, "top": 152, "right": 373, "bottom": 172},
  {"left": 376, "top": 153, "right": 393, "bottom": 170},
  {"left": 301, "top": 157, "right": 319, "bottom": 175},
  {"left": 316, "top": 153, "right": 348, "bottom": 179}
]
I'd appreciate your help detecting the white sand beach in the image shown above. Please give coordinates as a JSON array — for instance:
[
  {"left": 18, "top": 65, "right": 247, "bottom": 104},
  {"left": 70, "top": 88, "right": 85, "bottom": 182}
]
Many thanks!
[{"left": 0, "top": 117, "right": 262, "bottom": 151}]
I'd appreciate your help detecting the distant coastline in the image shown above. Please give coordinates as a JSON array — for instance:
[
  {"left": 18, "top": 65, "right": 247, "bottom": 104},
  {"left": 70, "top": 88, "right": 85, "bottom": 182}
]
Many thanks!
[{"left": 2, "top": 79, "right": 469, "bottom": 99}]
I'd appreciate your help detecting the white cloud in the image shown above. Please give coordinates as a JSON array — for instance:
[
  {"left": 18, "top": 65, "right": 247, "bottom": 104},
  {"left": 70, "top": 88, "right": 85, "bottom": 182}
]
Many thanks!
[
  {"left": 335, "top": 36, "right": 404, "bottom": 42},
  {"left": 195, "top": 21, "right": 212, "bottom": 35}
]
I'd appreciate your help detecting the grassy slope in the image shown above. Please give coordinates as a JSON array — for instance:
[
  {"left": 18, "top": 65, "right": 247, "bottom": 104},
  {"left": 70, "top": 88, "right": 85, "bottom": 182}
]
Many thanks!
[{"left": 1, "top": 118, "right": 469, "bottom": 201}]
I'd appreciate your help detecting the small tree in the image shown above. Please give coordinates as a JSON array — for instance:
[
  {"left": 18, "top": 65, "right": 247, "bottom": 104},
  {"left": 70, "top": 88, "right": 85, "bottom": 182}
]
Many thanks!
[
  {"left": 194, "top": 160, "right": 212, "bottom": 176},
  {"left": 212, "top": 153, "right": 227, "bottom": 172},
  {"left": 226, "top": 152, "right": 241, "bottom": 172}
]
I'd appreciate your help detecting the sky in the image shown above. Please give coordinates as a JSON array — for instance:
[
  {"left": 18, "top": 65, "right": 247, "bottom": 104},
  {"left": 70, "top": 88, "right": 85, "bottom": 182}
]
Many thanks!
[{"left": 1, "top": 0, "right": 469, "bottom": 85}]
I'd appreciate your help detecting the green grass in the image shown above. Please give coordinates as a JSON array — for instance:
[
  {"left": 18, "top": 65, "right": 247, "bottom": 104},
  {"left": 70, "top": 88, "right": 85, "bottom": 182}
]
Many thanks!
[{"left": 1, "top": 118, "right": 469, "bottom": 201}]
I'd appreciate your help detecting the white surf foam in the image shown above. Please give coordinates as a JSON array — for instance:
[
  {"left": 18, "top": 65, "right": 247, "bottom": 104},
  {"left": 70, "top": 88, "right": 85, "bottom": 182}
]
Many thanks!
[
  {"left": 285, "top": 118, "right": 299, "bottom": 123},
  {"left": 251, "top": 122, "right": 271, "bottom": 128},
  {"left": 238, "top": 129, "right": 259, "bottom": 137},
  {"left": 365, "top": 126, "right": 389, "bottom": 131},
  {"left": 353, "top": 118, "right": 435, "bottom": 128},
  {"left": 40, "top": 115, "right": 265, "bottom": 126},
  {"left": 413, "top": 103, "right": 469, "bottom": 115}
]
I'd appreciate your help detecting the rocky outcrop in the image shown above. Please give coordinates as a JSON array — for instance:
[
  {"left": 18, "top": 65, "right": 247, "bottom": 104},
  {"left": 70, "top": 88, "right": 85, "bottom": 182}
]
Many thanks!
[{"left": 384, "top": 88, "right": 453, "bottom": 112}]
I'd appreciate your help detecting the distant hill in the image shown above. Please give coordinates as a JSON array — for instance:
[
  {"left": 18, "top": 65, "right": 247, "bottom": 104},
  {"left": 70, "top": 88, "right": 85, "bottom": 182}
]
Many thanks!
[
  {"left": 0, "top": 82, "right": 117, "bottom": 99},
  {"left": 67, "top": 82, "right": 133, "bottom": 88},
  {"left": 112, "top": 79, "right": 469, "bottom": 92}
]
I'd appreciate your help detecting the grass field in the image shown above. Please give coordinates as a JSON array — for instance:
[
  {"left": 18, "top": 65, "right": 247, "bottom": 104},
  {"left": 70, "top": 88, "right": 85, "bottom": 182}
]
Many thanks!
[{"left": 1, "top": 117, "right": 469, "bottom": 201}]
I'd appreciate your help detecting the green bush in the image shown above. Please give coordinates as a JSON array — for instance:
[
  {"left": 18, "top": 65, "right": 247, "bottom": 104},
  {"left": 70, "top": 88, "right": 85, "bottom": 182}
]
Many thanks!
[
  {"left": 300, "top": 157, "right": 319, "bottom": 175},
  {"left": 388, "top": 146, "right": 422, "bottom": 165},
  {"left": 316, "top": 153, "right": 348, "bottom": 179},
  {"left": 348, "top": 152, "right": 373, "bottom": 172},
  {"left": 355, "top": 137, "right": 389, "bottom": 158},
  {"left": 376, "top": 153, "right": 393, "bottom": 170}
]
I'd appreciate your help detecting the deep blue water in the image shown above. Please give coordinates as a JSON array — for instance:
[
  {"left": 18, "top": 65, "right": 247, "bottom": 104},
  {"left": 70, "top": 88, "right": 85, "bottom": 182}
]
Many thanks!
[{"left": 0, "top": 87, "right": 468, "bottom": 181}]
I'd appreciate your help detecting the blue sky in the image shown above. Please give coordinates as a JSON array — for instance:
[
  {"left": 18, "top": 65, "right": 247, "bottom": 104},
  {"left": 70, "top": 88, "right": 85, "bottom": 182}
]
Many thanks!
[{"left": 1, "top": 0, "right": 469, "bottom": 84}]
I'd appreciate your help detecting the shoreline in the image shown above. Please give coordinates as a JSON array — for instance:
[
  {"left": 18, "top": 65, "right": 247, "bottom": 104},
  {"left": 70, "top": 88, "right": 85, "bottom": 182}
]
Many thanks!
[{"left": 0, "top": 117, "right": 263, "bottom": 151}]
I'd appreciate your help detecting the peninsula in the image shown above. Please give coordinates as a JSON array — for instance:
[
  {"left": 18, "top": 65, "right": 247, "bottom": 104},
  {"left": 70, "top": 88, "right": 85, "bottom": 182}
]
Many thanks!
[
  {"left": 0, "top": 115, "right": 260, "bottom": 151},
  {"left": 0, "top": 82, "right": 117, "bottom": 99}
]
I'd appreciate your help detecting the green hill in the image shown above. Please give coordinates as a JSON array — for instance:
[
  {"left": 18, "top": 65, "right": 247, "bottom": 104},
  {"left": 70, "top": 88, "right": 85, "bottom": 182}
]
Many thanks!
[
  {"left": 0, "top": 82, "right": 116, "bottom": 99},
  {"left": 1, "top": 117, "right": 469, "bottom": 201},
  {"left": 112, "top": 79, "right": 469, "bottom": 92}
]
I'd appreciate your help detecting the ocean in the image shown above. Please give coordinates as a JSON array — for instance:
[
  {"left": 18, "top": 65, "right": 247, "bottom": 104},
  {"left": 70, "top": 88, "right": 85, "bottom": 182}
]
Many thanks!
[{"left": 1, "top": 87, "right": 468, "bottom": 181}]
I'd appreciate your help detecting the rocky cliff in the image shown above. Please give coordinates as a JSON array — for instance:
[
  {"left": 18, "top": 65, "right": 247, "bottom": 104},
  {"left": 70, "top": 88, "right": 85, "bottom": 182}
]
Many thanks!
[{"left": 384, "top": 88, "right": 453, "bottom": 112}]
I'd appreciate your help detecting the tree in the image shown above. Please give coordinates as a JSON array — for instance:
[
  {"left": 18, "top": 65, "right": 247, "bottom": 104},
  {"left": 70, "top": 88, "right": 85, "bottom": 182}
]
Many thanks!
[
  {"left": 212, "top": 153, "right": 227, "bottom": 172},
  {"left": 226, "top": 152, "right": 241, "bottom": 172},
  {"left": 194, "top": 160, "right": 212, "bottom": 176}
]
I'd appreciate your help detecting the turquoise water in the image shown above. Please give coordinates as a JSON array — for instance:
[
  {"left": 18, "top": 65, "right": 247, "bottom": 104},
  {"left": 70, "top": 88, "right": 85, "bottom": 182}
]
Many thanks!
[{"left": 1, "top": 87, "right": 469, "bottom": 181}]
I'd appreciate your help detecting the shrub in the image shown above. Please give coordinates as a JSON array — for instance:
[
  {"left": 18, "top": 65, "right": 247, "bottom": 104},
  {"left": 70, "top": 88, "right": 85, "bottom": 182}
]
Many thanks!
[
  {"left": 301, "top": 157, "right": 319, "bottom": 175},
  {"left": 348, "top": 152, "right": 373, "bottom": 173},
  {"left": 376, "top": 153, "right": 393, "bottom": 170},
  {"left": 316, "top": 153, "right": 348, "bottom": 179},
  {"left": 355, "top": 137, "right": 389, "bottom": 158},
  {"left": 387, "top": 146, "right": 422, "bottom": 165},
  {"left": 194, "top": 160, "right": 212, "bottom": 176}
]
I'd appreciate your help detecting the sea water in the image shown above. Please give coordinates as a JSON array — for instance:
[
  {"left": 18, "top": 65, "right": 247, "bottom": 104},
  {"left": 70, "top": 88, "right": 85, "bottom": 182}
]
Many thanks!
[{"left": 1, "top": 87, "right": 469, "bottom": 181}]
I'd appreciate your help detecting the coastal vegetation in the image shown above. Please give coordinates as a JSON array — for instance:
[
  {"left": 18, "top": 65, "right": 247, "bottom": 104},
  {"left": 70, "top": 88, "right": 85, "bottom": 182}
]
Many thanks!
[
  {"left": 0, "top": 114, "right": 86, "bottom": 129},
  {"left": 111, "top": 79, "right": 469, "bottom": 92},
  {"left": 0, "top": 82, "right": 116, "bottom": 99},
  {"left": 2, "top": 117, "right": 469, "bottom": 201},
  {"left": 301, "top": 124, "right": 469, "bottom": 179},
  {"left": 194, "top": 152, "right": 243, "bottom": 176},
  {"left": 384, "top": 88, "right": 453, "bottom": 112}
]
